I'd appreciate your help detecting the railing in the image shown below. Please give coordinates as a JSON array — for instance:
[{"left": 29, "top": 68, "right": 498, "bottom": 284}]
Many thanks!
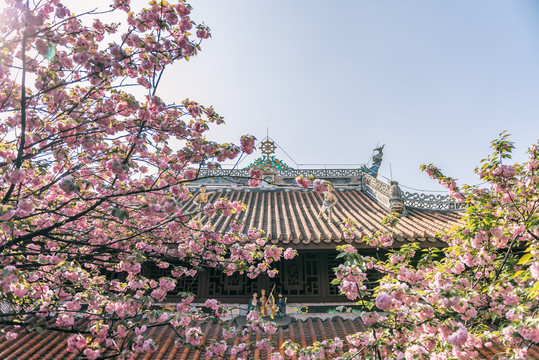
[
  {"left": 277, "top": 169, "right": 363, "bottom": 178},
  {"left": 403, "top": 192, "right": 464, "bottom": 211},
  {"left": 197, "top": 169, "right": 250, "bottom": 178},
  {"left": 197, "top": 168, "right": 363, "bottom": 179}
]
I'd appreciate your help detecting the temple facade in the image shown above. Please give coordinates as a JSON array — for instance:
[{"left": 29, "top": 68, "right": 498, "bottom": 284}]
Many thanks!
[{"left": 169, "top": 138, "right": 463, "bottom": 304}]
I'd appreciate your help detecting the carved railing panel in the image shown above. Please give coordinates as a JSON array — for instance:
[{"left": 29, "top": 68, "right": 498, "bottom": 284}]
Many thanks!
[
  {"left": 403, "top": 192, "right": 465, "bottom": 211},
  {"left": 362, "top": 173, "right": 465, "bottom": 211},
  {"left": 198, "top": 168, "right": 364, "bottom": 179},
  {"left": 363, "top": 174, "right": 391, "bottom": 194},
  {"left": 197, "top": 169, "right": 250, "bottom": 178},
  {"left": 277, "top": 169, "right": 363, "bottom": 178},
  {"left": 363, "top": 174, "right": 390, "bottom": 208},
  {"left": 0, "top": 301, "right": 10, "bottom": 314}
]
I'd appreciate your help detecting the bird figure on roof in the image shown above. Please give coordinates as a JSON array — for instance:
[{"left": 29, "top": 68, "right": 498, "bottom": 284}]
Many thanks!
[
  {"left": 362, "top": 145, "right": 385, "bottom": 178},
  {"left": 372, "top": 145, "right": 385, "bottom": 167}
]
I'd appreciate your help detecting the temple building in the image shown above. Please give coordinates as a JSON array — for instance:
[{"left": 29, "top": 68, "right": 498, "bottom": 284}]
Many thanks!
[
  {"left": 3, "top": 138, "right": 530, "bottom": 360},
  {"left": 166, "top": 138, "right": 463, "bottom": 304}
]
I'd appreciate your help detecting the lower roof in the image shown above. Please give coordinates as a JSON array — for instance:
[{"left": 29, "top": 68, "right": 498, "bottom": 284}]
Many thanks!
[{"left": 0, "top": 316, "right": 534, "bottom": 360}]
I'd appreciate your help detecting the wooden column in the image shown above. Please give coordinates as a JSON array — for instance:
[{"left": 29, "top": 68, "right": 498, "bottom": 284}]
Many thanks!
[{"left": 197, "top": 269, "right": 208, "bottom": 298}]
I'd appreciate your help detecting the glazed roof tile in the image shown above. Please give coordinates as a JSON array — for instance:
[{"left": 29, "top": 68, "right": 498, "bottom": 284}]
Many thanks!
[
  {"left": 0, "top": 316, "right": 533, "bottom": 360},
  {"left": 185, "top": 188, "right": 461, "bottom": 249}
]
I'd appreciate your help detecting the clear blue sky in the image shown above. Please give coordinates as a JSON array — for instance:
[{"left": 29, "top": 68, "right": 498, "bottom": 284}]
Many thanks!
[{"left": 77, "top": 1, "right": 539, "bottom": 192}]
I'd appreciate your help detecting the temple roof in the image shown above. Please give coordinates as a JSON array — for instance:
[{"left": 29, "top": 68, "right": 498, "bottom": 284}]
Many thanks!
[
  {"left": 183, "top": 187, "right": 461, "bottom": 249},
  {"left": 0, "top": 316, "right": 532, "bottom": 360}
]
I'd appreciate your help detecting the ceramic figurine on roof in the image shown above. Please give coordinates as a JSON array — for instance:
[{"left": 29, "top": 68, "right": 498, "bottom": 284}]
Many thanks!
[
  {"left": 389, "top": 180, "right": 408, "bottom": 215},
  {"left": 192, "top": 185, "right": 216, "bottom": 220},
  {"left": 248, "top": 292, "right": 259, "bottom": 312},
  {"left": 259, "top": 285, "right": 279, "bottom": 319},
  {"left": 259, "top": 289, "right": 268, "bottom": 316},
  {"left": 362, "top": 144, "right": 385, "bottom": 178},
  {"left": 319, "top": 183, "right": 339, "bottom": 223},
  {"left": 266, "top": 294, "right": 278, "bottom": 319},
  {"left": 277, "top": 293, "right": 287, "bottom": 319}
]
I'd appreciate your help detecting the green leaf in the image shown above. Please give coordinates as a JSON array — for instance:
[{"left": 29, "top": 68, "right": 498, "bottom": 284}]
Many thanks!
[{"left": 518, "top": 253, "right": 533, "bottom": 265}]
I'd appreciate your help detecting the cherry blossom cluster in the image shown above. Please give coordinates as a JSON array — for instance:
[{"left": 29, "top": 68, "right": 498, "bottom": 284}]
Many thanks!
[
  {"left": 295, "top": 176, "right": 332, "bottom": 195},
  {"left": 313, "top": 179, "right": 329, "bottom": 194},
  {"left": 295, "top": 175, "right": 312, "bottom": 188},
  {"left": 249, "top": 168, "right": 263, "bottom": 187},
  {"left": 240, "top": 135, "right": 256, "bottom": 155},
  {"left": 333, "top": 244, "right": 373, "bottom": 301},
  {"left": 340, "top": 218, "right": 356, "bottom": 241}
]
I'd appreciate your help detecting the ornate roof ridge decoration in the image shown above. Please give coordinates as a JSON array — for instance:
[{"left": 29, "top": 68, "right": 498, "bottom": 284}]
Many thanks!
[
  {"left": 361, "top": 145, "right": 385, "bottom": 178},
  {"left": 244, "top": 137, "right": 292, "bottom": 171},
  {"left": 245, "top": 155, "right": 291, "bottom": 171},
  {"left": 402, "top": 191, "right": 466, "bottom": 211}
]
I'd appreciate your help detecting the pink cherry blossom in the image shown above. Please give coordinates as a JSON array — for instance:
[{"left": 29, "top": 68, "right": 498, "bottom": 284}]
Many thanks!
[
  {"left": 83, "top": 348, "right": 101, "bottom": 360},
  {"left": 67, "top": 334, "right": 86, "bottom": 352},
  {"left": 283, "top": 248, "right": 295, "bottom": 259},
  {"left": 6, "top": 169, "right": 25, "bottom": 184},
  {"left": 247, "top": 228, "right": 260, "bottom": 240},
  {"left": 183, "top": 168, "right": 196, "bottom": 180},
  {"left": 447, "top": 323, "right": 468, "bottom": 346},
  {"left": 313, "top": 179, "right": 328, "bottom": 194},
  {"left": 249, "top": 168, "right": 263, "bottom": 179},
  {"left": 375, "top": 292, "right": 392, "bottom": 311},
  {"left": 530, "top": 262, "right": 539, "bottom": 280},
  {"left": 295, "top": 175, "right": 311, "bottom": 188},
  {"left": 241, "top": 135, "right": 256, "bottom": 155}
]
